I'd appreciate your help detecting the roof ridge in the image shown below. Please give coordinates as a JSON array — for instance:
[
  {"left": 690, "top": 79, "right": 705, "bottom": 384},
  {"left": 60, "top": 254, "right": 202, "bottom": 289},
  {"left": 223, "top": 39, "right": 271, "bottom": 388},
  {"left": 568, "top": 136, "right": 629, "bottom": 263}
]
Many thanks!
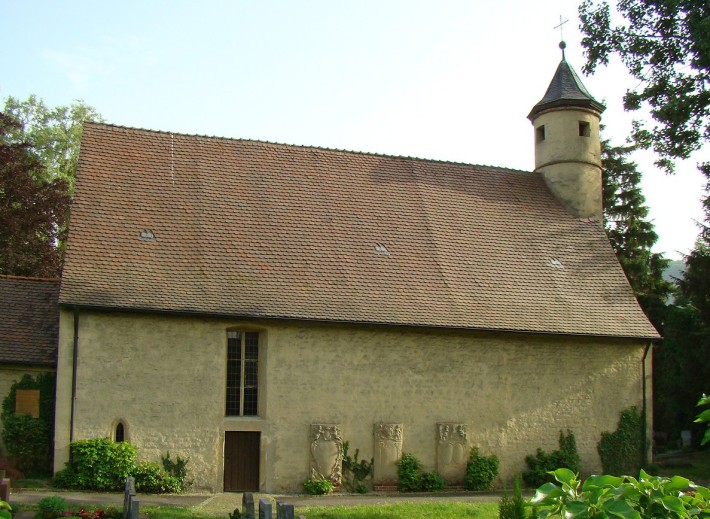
[
  {"left": 0, "top": 275, "right": 59, "bottom": 283},
  {"left": 84, "top": 121, "right": 533, "bottom": 174}
]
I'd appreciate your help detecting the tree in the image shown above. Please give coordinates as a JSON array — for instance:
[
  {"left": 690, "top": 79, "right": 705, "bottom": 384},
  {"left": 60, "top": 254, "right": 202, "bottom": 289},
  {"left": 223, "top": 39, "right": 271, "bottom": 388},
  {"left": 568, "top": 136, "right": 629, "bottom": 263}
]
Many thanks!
[
  {"left": 0, "top": 113, "right": 70, "bottom": 277},
  {"left": 580, "top": 0, "right": 710, "bottom": 446},
  {"left": 601, "top": 139, "right": 672, "bottom": 331},
  {"left": 579, "top": 0, "right": 710, "bottom": 173},
  {"left": 2, "top": 95, "right": 103, "bottom": 191}
]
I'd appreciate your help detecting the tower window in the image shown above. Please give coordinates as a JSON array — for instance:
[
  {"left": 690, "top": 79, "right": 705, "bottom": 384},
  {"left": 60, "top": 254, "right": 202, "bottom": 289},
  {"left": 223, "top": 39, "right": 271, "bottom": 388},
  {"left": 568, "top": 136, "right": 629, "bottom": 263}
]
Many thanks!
[
  {"left": 536, "top": 125, "right": 545, "bottom": 143},
  {"left": 579, "top": 121, "right": 591, "bottom": 137}
]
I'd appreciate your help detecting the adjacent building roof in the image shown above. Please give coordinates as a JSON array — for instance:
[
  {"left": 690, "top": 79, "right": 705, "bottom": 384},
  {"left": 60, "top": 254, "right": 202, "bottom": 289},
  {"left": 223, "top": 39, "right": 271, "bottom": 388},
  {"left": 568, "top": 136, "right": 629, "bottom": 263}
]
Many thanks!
[
  {"left": 59, "top": 123, "right": 659, "bottom": 339},
  {"left": 0, "top": 276, "right": 59, "bottom": 366},
  {"left": 528, "top": 57, "right": 605, "bottom": 120}
]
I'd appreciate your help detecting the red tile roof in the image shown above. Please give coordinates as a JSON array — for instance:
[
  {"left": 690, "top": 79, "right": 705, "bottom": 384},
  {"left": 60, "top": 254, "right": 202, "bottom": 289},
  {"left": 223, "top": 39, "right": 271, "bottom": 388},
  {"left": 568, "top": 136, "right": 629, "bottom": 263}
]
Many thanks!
[
  {"left": 0, "top": 276, "right": 59, "bottom": 366},
  {"left": 59, "top": 123, "right": 659, "bottom": 339}
]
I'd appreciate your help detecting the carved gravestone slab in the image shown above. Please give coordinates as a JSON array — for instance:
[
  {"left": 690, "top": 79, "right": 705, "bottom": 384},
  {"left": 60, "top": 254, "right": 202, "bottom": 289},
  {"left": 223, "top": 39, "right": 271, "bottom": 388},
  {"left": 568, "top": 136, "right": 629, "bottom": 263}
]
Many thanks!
[
  {"left": 373, "top": 423, "right": 403, "bottom": 483},
  {"left": 258, "top": 498, "right": 272, "bottom": 519},
  {"left": 276, "top": 501, "right": 295, "bottom": 519},
  {"left": 310, "top": 424, "right": 343, "bottom": 485},
  {"left": 436, "top": 423, "right": 468, "bottom": 483},
  {"left": 242, "top": 492, "right": 255, "bottom": 519}
]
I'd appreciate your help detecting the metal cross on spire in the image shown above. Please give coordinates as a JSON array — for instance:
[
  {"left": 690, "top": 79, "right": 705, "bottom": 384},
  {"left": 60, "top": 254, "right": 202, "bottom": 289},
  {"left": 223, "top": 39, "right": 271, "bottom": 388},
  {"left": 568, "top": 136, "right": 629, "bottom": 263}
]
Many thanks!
[{"left": 554, "top": 15, "right": 569, "bottom": 59}]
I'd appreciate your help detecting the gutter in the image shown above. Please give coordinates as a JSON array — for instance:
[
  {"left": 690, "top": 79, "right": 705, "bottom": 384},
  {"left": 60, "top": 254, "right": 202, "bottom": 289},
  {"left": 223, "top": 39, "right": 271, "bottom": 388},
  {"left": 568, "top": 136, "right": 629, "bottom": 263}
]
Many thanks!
[
  {"left": 70, "top": 305, "right": 79, "bottom": 450},
  {"left": 642, "top": 342, "right": 652, "bottom": 464}
]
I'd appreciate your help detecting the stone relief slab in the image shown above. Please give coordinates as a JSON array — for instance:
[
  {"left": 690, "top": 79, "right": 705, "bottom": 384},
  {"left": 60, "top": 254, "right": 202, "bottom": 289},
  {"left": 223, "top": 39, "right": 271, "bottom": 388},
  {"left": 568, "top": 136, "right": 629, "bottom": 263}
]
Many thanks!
[
  {"left": 373, "top": 423, "right": 403, "bottom": 483},
  {"left": 310, "top": 424, "right": 343, "bottom": 485},
  {"left": 436, "top": 423, "right": 468, "bottom": 483}
]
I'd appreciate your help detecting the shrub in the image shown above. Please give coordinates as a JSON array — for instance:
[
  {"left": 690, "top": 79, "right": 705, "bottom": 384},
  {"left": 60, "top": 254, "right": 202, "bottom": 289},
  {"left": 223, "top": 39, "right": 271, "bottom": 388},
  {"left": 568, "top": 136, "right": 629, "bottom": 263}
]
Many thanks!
[
  {"left": 37, "top": 495, "right": 69, "bottom": 519},
  {"left": 133, "top": 461, "right": 182, "bottom": 494},
  {"left": 396, "top": 453, "right": 446, "bottom": 492},
  {"left": 598, "top": 406, "right": 643, "bottom": 475},
  {"left": 464, "top": 447, "right": 499, "bottom": 491},
  {"left": 54, "top": 438, "right": 137, "bottom": 491},
  {"left": 161, "top": 451, "right": 191, "bottom": 491},
  {"left": 341, "top": 441, "right": 373, "bottom": 493},
  {"left": 1, "top": 373, "right": 55, "bottom": 475},
  {"left": 303, "top": 477, "right": 334, "bottom": 495},
  {"left": 397, "top": 453, "right": 423, "bottom": 492},
  {"left": 530, "top": 467, "right": 710, "bottom": 519},
  {"left": 522, "top": 430, "right": 579, "bottom": 488},
  {"left": 499, "top": 475, "right": 526, "bottom": 519},
  {"left": 419, "top": 470, "right": 446, "bottom": 491}
]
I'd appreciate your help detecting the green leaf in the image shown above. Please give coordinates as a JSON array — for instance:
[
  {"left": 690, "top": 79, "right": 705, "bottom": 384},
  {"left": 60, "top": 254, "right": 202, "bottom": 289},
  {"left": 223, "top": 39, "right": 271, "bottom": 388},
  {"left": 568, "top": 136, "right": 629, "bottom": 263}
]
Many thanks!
[
  {"left": 701, "top": 429, "right": 710, "bottom": 446},
  {"left": 666, "top": 476, "right": 691, "bottom": 493},
  {"left": 661, "top": 495, "right": 689, "bottom": 516},
  {"left": 583, "top": 475, "right": 624, "bottom": 491},
  {"left": 603, "top": 499, "right": 642, "bottom": 519},
  {"left": 552, "top": 468, "right": 577, "bottom": 487},
  {"left": 564, "top": 500, "right": 590, "bottom": 518},
  {"left": 531, "top": 482, "right": 566, "bottom": 504},
  {"left": 694, "top": 409, "right": 710, "bottom": 423}
]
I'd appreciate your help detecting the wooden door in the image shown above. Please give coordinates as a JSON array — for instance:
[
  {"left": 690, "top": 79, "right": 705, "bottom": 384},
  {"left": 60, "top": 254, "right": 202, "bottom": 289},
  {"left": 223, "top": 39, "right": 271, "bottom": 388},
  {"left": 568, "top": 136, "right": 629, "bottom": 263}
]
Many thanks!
[{"left": 224, "top": 431, "right": 260, "bottom": 491}]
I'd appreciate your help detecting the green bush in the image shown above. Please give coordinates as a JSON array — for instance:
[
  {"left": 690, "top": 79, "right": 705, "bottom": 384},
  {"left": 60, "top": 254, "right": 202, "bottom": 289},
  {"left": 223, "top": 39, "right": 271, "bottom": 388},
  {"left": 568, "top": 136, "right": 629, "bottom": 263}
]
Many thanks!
[
  {"left": 396, "top": 453, "right": 446, "bottom": 492},
  {"left": 161, "top": 452, "right": 191, "bottom": 491},
  {"left": 499, "top": 475, "right": 527, "bottom": 519},
  {"left": 419, "top": 470, "right": 446, "bottom": 491},
  {"left": 303, "top": 477, "right": 334, "bottom": 495},
  {"left": 397, "top": 453, "right": 423, "bottom": 492},
  {"left": 133, "top": 461, "right": 182, "bottom": 494},
  {"left": 530, "top": 467, "right": 710, "bottom": 519},
  {"left": 522, "top": 430, "right": 579, "bottom": 488},
  {"left": 1, "top": 373, "right": 55, "bottom": 475},
  {"left": 464, "top": 447, "right": 499, "bottom": 491},
  {"left": 37, "top": 495, "right": 69, "bottom": 519},
  {"left": 341, "top": 441, "right": 373, "bottom": 493},
  {"left": 598, "top": 406, "right": 643, "bottom": 475},
  {"left": 54, "top": 438, "right": 137, "bottom": 491}
]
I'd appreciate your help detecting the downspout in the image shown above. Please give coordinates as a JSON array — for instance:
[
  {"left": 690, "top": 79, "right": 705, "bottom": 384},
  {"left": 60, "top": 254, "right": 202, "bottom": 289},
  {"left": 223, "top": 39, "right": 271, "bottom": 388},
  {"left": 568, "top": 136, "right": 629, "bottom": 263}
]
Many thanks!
[
  {"left": 642, "top": 342, "right": 652, "bottom": 464},
  {"left": 70, "top": 305, "right": 79, "bottom": 450}
]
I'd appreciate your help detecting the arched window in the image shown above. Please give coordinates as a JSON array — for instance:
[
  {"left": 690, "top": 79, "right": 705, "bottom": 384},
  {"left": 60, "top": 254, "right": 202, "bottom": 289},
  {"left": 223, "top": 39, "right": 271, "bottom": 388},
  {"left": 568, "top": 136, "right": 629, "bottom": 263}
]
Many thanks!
[{"left": 114, "top": 421, "right": 126, "bottom": 443}]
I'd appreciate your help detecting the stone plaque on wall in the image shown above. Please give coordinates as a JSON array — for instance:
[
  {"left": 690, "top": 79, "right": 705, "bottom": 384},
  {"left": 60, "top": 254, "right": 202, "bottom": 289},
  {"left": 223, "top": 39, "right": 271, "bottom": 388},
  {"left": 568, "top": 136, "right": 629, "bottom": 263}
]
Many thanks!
[
  {"left": 436, "top": 423, "right": 468, "bottom": 483},
  {"left": 373, "top": 423, "right": 403, "bottom": 483},
  {"left": 15, "top": 389, "right": 40, "bottom": 418},
  {"left": 310, "top": 424, "right": 343, "bottom": 485}
]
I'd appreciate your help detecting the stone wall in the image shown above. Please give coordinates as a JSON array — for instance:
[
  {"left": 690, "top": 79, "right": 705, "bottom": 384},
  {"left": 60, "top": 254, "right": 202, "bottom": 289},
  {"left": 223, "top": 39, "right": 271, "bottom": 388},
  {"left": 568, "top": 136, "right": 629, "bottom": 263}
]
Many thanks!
[{"left": 54, "top": 309, "right": 650, "bottom": 492}]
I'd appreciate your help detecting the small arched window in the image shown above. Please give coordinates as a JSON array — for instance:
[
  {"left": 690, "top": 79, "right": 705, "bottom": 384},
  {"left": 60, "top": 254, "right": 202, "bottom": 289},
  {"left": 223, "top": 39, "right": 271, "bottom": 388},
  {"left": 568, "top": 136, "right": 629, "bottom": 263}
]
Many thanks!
[{"left": 115, "top": 421, "right": 125, "bottom": 443}]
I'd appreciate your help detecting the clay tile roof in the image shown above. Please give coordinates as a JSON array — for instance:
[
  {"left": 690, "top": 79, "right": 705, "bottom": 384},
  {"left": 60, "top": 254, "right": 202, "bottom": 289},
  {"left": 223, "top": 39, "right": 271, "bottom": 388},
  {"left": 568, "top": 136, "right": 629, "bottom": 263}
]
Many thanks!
[
  {"left": 59, "top": 122, "right": 659, "bottom": 339},
  {"left": 528, "top": 59, "right": 606, "bottom": 120},
  {"left": 0, "top": 276, "right": 59, "bottom": 366}
]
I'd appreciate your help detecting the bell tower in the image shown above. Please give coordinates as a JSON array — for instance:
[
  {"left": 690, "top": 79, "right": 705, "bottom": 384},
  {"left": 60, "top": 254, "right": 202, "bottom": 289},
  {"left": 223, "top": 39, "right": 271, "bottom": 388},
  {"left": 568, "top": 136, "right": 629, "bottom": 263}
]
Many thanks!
[{"left": 528, "top": 42, "right": 605, "bottom": 218}]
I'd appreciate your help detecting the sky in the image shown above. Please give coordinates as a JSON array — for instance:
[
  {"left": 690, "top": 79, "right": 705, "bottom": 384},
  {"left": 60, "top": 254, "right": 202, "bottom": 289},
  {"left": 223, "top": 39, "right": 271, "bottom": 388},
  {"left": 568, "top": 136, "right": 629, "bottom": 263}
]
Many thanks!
[{"left": 1, "top": 0, "right": 706, "bottom": 260}]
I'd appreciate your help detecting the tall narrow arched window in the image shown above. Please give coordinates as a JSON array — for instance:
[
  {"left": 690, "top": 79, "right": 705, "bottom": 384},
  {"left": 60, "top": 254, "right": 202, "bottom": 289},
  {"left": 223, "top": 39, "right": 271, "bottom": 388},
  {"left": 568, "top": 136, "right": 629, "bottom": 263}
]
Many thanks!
[{"left": 114, "top": 421, "right": 125, "bottom": 443}]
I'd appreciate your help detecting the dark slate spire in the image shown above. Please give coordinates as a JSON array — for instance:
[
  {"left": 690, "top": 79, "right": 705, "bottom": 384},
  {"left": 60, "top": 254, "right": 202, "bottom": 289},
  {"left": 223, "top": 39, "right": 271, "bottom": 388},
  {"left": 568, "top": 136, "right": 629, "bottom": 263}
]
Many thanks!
[{"left": 528, "top": 43, "right": 605, "bottom": 120}]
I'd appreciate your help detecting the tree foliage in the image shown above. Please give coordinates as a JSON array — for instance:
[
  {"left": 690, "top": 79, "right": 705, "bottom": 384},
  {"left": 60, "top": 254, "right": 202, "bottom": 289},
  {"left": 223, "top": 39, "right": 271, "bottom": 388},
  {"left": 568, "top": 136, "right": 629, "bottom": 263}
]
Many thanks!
[
  {"left": 2, "top": 95, "right": 103, "bottom": 191},
  {"left": 579, "top": 0, "right": 710, "bottom": 172},
  {"left": 601, "top": 139, "right": 671, "bottom": 330},
  {"left": 0, "top": 113, "right": 71, "bottom": 277}
]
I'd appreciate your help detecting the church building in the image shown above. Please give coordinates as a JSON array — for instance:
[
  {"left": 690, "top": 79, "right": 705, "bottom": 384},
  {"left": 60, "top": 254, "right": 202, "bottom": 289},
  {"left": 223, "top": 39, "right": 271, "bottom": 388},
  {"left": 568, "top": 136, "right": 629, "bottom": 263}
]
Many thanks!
[{"left": 54, "top": 49, "right": 658, "bottom": 492}]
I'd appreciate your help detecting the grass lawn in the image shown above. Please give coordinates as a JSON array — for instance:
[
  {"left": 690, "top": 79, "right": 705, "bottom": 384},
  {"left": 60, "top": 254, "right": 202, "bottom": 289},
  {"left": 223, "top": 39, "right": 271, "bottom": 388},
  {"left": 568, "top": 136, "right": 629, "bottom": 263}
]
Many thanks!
[
  {"left": 142, "top": 502, "right": 499, "bottom": 519},
  {"left": 654, "top": 449, "right": 710, "bottom": 483},
  {"left": 297, "top": 502, "right": 499, "bottom": 519}
]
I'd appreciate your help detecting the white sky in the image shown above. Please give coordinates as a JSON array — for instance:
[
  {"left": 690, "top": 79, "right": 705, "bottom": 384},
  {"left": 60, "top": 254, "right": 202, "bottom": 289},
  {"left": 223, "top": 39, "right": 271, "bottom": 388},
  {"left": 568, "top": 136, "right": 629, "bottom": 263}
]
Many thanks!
[{"left": 1, "top": 0, "right": 706, "bottom": 260}]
